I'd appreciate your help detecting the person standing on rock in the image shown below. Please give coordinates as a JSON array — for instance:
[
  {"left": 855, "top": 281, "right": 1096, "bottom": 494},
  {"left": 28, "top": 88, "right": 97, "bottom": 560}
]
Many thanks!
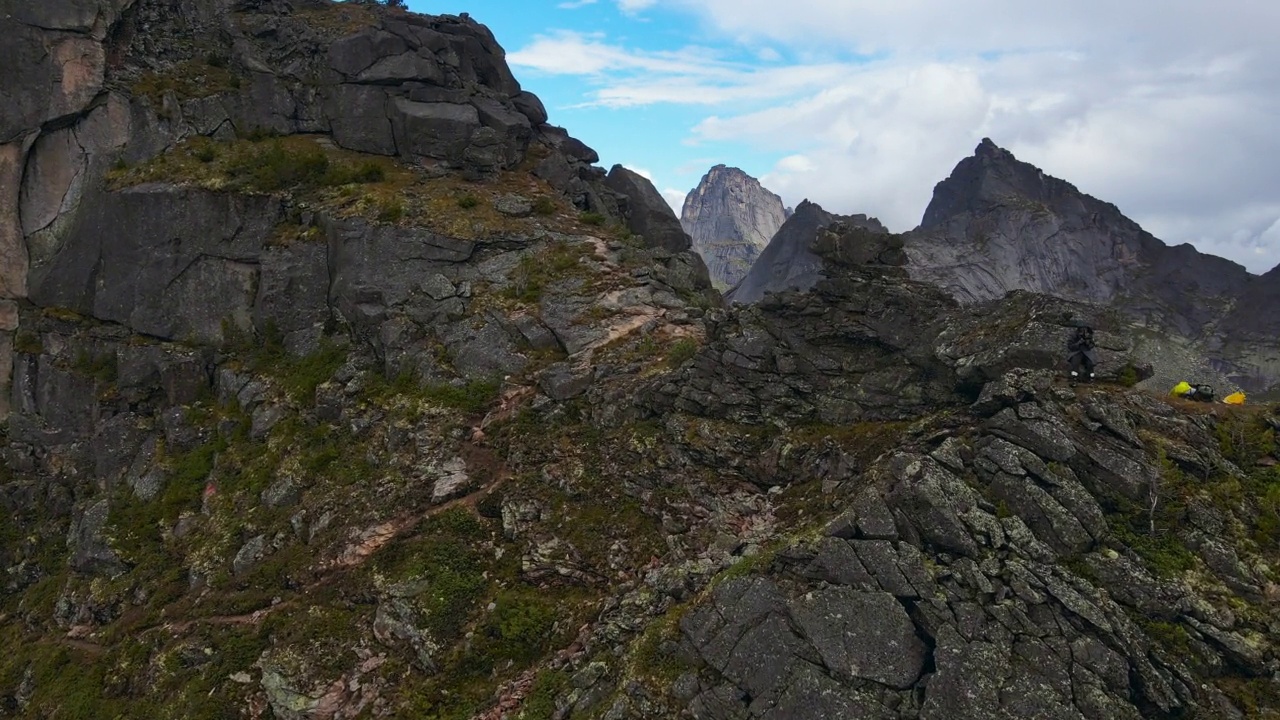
[{"left": 1067, "top": 325, "right": 1097, "bottom": 380}]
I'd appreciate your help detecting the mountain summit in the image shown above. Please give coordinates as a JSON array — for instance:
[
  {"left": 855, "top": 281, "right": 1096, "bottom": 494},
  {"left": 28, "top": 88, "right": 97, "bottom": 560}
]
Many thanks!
[
  {"left": 680, "top": 165, "right": 789, "bottom": 289},
  {"left": 907, "top": 138, "right": 1280, "bottom": 392}
]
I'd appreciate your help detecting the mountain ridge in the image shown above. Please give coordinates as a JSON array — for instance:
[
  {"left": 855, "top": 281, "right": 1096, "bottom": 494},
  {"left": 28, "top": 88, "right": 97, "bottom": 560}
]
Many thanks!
[
  {"left": 715, "top": 138, "right": 1280, "bottom": 392},
  {"left": 3, "top": 2, "right": 1280, "bottom": 719}
]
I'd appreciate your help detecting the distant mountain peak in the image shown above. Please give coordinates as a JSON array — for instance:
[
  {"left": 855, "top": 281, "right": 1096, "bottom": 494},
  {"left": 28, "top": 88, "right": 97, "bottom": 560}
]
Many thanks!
[
  {"left": 907, "top": 140, "right": 1279, "bottom": 391},
  {"left": 681, "top": 166, "right": 788, "bottom": 289}
]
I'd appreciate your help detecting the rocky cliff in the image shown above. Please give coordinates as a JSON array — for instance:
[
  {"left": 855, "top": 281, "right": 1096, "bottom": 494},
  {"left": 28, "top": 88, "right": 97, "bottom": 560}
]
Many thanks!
[
  {"left": 3, "top": 2, "right": 1280, "bottom": 719},
  {"left": 680, "top": 166, "right": 788, "bottom": 290},
  {"left": 724, "top": 199, "right": 890, "bottom": 304},
  {"left": 906, "top": 139, "right": 1280, "bottom": 394}
]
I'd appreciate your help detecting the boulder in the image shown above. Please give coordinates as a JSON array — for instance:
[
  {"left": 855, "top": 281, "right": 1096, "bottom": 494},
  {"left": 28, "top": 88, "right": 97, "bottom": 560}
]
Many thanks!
[
  {"left": 324, "top": 84, "right": 397, "bottom": 156},
  {"left": 391, "top": 99, "right": 479, "bottom": 162},
  {"left": 328, "top": 30, "right": 409, "bottom": 78},
  {"left": 604, "top": 165, "right": 692, "bottom": 253},
  {"left": 512, "top": 90, "right": 548, "bottom": 125}
]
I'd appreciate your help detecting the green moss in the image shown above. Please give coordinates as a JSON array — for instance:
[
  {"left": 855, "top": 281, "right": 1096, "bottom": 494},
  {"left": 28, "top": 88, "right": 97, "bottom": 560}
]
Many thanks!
[
  {"left": 418, "top": 378, "right": 502, "bottom": 414},
  {"left": 1142, "top": 619, "right": 1193, "bottom": 659},
  {"left": 632, "top": 605, "right": 691, "bottom": 686},
  {"left": 111, "top": 135, "right": 398, "bottom": 199},
  {"left": 109, "top": 435, "right": 225, "bottom": 572},
  {"left": 470, "top": 590, "right": 562, "bottom": 667},
  {"left": 1216, "top": 411, "right": 1276, "bottom": 468},
  {"left": 132, "top": 59, "right": 242, "bottom": 103},
  {"left": 13, "top": 330, "right": 43, "bottom": 354},
  {"left": 373, "top": 509, "right": 490, "bottom": 641},
  {"left": 502, "top": 240, "right": 596, "bottom": 304},
  {"left": 1219, "top": 676, "right": 1280, "bottom": 718},
  {"left": 1115, "top": 364, "right": 1141, "bottom": 387},
  {"left": 1109, "top": 521, "right": 1196, "bottom": 577},
  {"left": 277, "top": 343, "right": 347, "bottom": 403},
  {"left": 72, "top": 349, "right": 118, "bottom": 383},
  {"left": 1059, "top": 553, "right": 1099, "bottom": 584},
  {"left": 519, "top": 669, "right": 569, "bottom": 719},
  {"left": 580, "top": 211, "right": 606, "bottom": 226},
  {"left": 531, "top": 197, "right": 557, "bottom": 216},
  {"left": 666, "top": 337, "right": 698, "bottom": 367},
  {"left": 378, "top": 195, "right": 406, "bottom": 222}
]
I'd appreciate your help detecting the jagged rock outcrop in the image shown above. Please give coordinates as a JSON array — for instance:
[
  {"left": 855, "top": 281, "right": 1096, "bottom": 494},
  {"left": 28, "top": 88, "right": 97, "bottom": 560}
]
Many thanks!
[
  {"left": 680, "top": 165, "right": 788, "bottom": 289},
  {"left": 652, "top": 224, "right": 1151, "bottom": 426},
  {"left": 656, "top": 377, "right": 1275, "bottom": 720},
  {"left": 3, "top": 2, "right": 1280, "bottom": 720},
  {"left": 724, "top": 200, "right": 888, "bottom": 304},
  {"left": 0, "top": 0, "right": 714, "bottom": 418},
  {"left": 906, "top": 138, "right": 1280, "bottom": 392},
  {"left": 605, "top": 164, "right": 696, "bottom": 254}
]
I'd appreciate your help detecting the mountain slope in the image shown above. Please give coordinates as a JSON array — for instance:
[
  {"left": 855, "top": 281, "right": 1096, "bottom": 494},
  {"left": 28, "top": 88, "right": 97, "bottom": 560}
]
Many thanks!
[
  {"left": 724, "top": 199, "right": 888, "bottom": 304},
  {"left": 680, "top": 165, "right": 788, "bottom": 289},
  {"left": 3, "top": 2, "right": 1280, "bottom": 719},
  {"left": 905, "top": 138, "right": 1280, "bottom": 391}
]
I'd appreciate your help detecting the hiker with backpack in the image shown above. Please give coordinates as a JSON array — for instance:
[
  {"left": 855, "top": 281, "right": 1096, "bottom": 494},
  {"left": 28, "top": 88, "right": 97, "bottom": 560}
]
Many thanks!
[{"left": 1067, "top": 325, "right": 1097, "bottom": 380}]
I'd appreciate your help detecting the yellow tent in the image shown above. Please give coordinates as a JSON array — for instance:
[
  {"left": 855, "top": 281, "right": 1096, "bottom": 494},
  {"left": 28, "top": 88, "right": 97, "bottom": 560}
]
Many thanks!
[
  {"left": 1223, "top": 392, "right": 1246, "bottom": 405},
  {"left": 1171, "top": 381, "right": 1192, "bottom": 397}
]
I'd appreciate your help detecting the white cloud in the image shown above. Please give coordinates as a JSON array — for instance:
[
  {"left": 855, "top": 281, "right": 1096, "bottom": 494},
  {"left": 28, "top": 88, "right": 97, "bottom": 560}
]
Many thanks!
[
  {"left": 616, "top": 0, "right": 657, "bottom": 12},
  {"left": 509, "top": 31, "right": 740, "bottom": 81},
  {"left": 662, "top": 187, "right": 687, "bottom": 214},
  {"left": 557, "top": 0, "right": 598, "bottom": 7},
  {"left": 628, "top": 166, "right": 654, "bottom": 180},
  {"left": 663, "top": 0, "right": 1280, "bottom": 59},
  {"left": 509, "top": 32, "right": 850, "bottom": 107},
  {"left": 774, "top": 154, "right": 814, "bottom": 173},
  {"left": 511, "top": 3, "right": 1280, "bottom": 272}
]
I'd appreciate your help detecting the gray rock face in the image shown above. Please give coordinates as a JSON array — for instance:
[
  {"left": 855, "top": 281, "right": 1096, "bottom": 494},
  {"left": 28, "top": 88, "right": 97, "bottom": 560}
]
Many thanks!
[
  {"left": 906, "top": 138, "right": 1280, "bottom": 392},
  {"left": 604, "top": 165, "right": 692, "bottom": 253},
  {"left": 726, "top": 200, "right": 888, "bottom": 305},
  {"left": 29, "top": 184, "right": 282, "bottom": 345},
  {"left": 680, "top": 165, "right": 788, "bottom": 289},
  {"left": 658, "top": 368, "right": 1262, "bottom": 720}
]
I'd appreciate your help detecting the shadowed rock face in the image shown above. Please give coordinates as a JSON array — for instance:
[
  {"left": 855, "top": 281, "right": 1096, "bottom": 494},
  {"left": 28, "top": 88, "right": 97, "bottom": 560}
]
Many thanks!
[
  {"left": 905, "top": 138, "right": 1280, "bottom": 391},
  {"left": 680, "top": 165, "right": 789, "bottom": 289},
  {"left": 605, "top": 164, "right": 694, "bottom": 254},
  {"left": 0, "top": 0, "right": 718, "bottom": 416},
  {"left": 725, "top": 200, "right": 888, "bottom": 304}
]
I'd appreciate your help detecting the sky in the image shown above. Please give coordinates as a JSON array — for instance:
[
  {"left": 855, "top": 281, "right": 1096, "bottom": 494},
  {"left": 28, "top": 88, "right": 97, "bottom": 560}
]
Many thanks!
[{"left": 410, "top": 1, "right": 1280, "bottom": 273}]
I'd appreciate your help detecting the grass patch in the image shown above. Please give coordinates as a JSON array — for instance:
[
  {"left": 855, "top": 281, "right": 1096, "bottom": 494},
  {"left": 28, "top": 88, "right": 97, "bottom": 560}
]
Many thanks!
[
  {"left": 414, "top": 378, "right": 501, "bottom": 414},
  {"left": 132, "top": 59, "right": 241, "bottom": 104},
  {"left": 373, "top": 509, "right": 490, "bottom": 641},
  {"left": 294, "top": 2, "right": 381, "bottom": 38},
  {"left": 666, "top": 337, "right": 698, "bottom": 367},
  {"left": 14, "top": 330, "right": 43, "bottom": 354},
  {"left": 531, "top": 197, "right": 557, "bottom": 216},
  {"left": 232, "top": 325, "right": 346, "bottom": 403},
  {"left": 109, "top": 135, "right": 401, "bottom": 203},
  {"left": 1115, "top": 364, "right": 1141, "bottom": 387},
  {"left": 519, "top": 669, "right": 569, "bottom": 719},
  {"left": 501, "top": 240, "right": 597, "bottom": 304},
  {"left": 72, "top": 350, "right": 118, "bottom": 383},
  {"left": 111, "top": 135, "right": 577, "bottom": 238}
]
